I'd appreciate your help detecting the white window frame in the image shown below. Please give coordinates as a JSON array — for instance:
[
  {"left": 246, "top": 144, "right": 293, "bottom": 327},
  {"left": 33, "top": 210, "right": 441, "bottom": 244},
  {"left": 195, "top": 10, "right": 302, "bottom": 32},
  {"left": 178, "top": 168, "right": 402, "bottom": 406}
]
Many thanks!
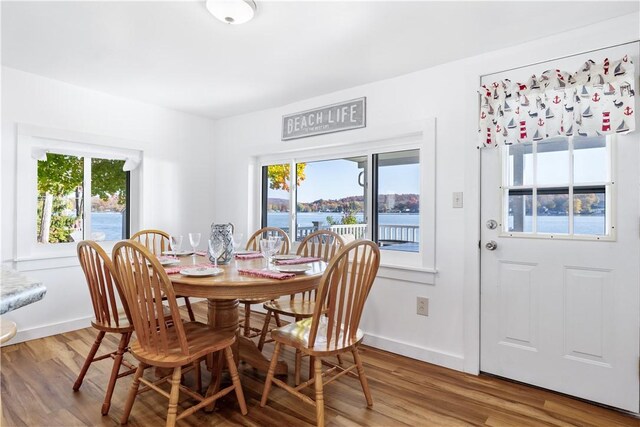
[
  {"left": 500, "top": 135, "right": 616, "bottom": 241},
  {"left": 255, "top": 119, "right": 436, "bottom": 272},
  {"left": 15, "top": 124, "right": 142, "bottom": 265}
]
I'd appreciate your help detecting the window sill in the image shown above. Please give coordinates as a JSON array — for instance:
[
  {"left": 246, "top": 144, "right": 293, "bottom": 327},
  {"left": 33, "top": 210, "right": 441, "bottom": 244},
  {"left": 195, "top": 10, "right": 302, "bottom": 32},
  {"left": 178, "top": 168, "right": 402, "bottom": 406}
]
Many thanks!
[
  {"left": 14, "top": 242, "right": 117, "bottom": 272},
  {"left": 377, "top": 263, "right": 437, "bottom": 285}
]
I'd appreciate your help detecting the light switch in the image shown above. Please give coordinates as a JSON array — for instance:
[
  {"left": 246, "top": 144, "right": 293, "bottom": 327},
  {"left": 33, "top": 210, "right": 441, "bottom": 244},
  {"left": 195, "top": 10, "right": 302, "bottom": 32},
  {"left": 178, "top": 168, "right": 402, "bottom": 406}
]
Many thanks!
[{"left": 453, "top": 192, "right": 463, "bottom": 208}]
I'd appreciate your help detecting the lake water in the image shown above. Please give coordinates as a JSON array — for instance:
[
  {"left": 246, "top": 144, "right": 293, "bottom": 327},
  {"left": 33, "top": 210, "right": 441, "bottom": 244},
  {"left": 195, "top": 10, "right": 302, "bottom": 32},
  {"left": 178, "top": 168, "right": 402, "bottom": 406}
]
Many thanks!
[
  {"left": 267, "top": 212, "right": 418, "bottom": 228},
  {"left": 92, "top": 211, "right": 125, "bottom": 241},
  {"left": 92, "top": 211, "right": 606, "bottom": 241}
]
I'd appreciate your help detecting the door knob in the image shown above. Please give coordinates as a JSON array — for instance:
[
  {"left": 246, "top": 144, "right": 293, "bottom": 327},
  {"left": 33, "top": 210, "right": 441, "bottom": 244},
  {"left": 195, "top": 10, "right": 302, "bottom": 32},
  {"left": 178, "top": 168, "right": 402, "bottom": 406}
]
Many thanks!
[{"left": 485, "top": 241, "right": 498, "bottom": 251}]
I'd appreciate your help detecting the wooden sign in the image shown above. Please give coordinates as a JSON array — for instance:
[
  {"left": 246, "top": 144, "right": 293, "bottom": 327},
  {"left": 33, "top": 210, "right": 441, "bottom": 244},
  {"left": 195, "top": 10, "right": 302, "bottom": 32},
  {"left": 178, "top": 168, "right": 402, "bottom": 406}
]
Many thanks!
[{"left": 282, "top": 97, "right": 366, "bottom": 141}]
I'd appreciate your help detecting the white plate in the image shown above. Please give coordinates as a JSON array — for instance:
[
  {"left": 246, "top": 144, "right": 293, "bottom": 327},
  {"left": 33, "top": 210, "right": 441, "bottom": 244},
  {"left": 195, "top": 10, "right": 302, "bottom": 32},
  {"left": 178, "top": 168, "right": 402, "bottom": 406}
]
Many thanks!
[
  {"left": 235, "top": 250, "right": 259, "bottom": 256},
  {"left": 158, "top": 257, "right": 180, "bottom": 266},
  {"left": 275, "top": 264, "right": 311, "bottom": 274},
  {"left": 179, "top": 267, "right": 223, "bottom": 277},
  {"left": 272, "top": 254, "right": 301, "bottom": 261},
  {"left": 162, "top": 250, "right": 194, "bottom": 257}
]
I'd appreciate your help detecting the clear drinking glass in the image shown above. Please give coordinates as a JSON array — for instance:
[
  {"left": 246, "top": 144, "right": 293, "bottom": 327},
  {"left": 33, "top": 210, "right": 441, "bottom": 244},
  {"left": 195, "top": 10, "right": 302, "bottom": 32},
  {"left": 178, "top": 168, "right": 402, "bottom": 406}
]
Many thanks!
[
  {"left": 232, "top": 232, "right": 244, "bottom": 253},
  {"left": 208, "top": 237, "right": 224, "bottom": 269},
  {"left": 189, "top": 232, "right": 201, "bottom": 255},
  {"left": 260, "top": 239, "right": 274, "bottom": 269},
  {"left": 169, "top": 235, "right": 183, "bottom": 255}
]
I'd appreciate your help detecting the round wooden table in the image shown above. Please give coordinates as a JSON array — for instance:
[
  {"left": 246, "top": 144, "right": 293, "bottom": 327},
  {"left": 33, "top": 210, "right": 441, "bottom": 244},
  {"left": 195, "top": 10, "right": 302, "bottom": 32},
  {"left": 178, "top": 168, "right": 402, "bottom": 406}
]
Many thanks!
[{"left": 169, "top": 255, "right": 326, "bottom": 375}]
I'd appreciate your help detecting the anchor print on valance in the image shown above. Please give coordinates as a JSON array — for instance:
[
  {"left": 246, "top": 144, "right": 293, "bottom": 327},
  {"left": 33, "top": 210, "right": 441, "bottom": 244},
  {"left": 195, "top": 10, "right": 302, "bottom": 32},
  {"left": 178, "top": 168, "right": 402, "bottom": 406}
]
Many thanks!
[{"left": 478, "top": 56, "right": 636, "bottom": 147}]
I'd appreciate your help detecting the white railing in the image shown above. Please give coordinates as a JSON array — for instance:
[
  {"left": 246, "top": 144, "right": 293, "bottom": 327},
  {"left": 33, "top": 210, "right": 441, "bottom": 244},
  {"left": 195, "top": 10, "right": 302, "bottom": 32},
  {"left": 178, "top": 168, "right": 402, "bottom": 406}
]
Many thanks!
[
  {"left": 378, "top": 224, "right": 420, "bottom": 243},
  {"left": 284, "top": 223, "right": 419, "bottom": 243},
  {"left": 329, "top": 224, "right": 368, "bottom": 240}
]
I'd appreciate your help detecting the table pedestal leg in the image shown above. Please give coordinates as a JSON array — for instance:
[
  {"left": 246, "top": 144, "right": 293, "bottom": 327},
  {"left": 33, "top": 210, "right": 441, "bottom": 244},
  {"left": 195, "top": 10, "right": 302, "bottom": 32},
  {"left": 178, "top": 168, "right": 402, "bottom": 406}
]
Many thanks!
[{"left": 207, "top": 299, "right": 287, "bottom": 375}]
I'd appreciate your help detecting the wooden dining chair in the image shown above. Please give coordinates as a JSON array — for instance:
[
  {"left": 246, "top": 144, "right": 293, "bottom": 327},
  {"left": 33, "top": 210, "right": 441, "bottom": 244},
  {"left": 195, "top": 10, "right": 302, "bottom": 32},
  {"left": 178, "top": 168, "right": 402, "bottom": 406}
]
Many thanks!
[
  {"left": 258, "top": 230, "right": 344, "bottom": 385},
  {"left": 260, "top": 240, "right": 380, "bottom": 427},
  {"left": 113, "top": 240, "right": 247, "bottom": 427},
  {"left": 74, "top": 240, "right": 137, "bottom": 415},
  {"left": 239, "top": 226, "right": 291, "bottom": 338},
  {"left": 131, "top": 229, "right": 196, "bottom": 321}
]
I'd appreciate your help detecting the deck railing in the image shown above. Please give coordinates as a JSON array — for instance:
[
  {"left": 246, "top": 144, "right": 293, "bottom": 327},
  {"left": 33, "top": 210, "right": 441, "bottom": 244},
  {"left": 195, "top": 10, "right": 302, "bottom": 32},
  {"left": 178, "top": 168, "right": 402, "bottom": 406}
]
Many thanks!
[
  {"left": 378, "top": 224, "right": 420, "bottom": 243},
  {"left": 283, "top": 223, "right": 419, "bottom": 243},
  {"left": 328, "top": 224, "right": 368, "bottom": 240}
]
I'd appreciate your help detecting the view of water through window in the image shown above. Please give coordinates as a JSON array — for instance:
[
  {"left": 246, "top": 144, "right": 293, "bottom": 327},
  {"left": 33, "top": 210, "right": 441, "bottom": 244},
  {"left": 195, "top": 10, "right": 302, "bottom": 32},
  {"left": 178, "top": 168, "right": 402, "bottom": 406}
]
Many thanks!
[
  {"left": 264, "top": 150, "right": 420, "bottom": 251},
  {"left": 506, "top": 136, "right": 608, "bottom": 236}
]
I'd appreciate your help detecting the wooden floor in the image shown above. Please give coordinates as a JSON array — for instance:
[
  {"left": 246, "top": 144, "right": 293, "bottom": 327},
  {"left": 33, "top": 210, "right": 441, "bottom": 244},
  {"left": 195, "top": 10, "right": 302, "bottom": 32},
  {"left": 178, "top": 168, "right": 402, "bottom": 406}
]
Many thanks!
[{"left": 2, "top": 302, "right": 638, "bottom": 426}]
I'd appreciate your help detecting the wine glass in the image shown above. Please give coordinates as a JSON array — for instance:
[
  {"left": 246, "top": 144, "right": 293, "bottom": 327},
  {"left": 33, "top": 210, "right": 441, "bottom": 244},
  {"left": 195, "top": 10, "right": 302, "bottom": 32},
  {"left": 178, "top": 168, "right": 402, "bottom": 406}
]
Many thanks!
[
  {"left": 208, "top": 237, "right": 225, "bottom": 269},
  {"left": 169, "top": 235, "right": 183, "bottom": 255},
  {"left": 189, "top": 232, "right": 201, "bottom": 256},
  {"left": 271, "top": 236, "right": 284, "bottom": 256}
]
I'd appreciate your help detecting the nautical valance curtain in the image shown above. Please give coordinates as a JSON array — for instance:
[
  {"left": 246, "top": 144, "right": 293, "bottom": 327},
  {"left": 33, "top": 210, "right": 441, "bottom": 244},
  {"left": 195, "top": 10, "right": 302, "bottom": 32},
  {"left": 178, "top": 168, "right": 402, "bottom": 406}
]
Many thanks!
[{"left": 479, "top": 56, "right": 636, "bottom": 147}]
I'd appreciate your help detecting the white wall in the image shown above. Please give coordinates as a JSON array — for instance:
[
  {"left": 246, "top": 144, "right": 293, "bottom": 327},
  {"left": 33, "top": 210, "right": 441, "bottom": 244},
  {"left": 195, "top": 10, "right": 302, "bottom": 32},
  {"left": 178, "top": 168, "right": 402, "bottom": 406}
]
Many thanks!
[
  {"left": 211, "top": 13, "right": 640, "bottom": 372},
  {"left": 2, "top": 12, "right": 637, "bottom": 371},
  {"left": 1, "top": 67, "right": 217, "bottom": 342}
]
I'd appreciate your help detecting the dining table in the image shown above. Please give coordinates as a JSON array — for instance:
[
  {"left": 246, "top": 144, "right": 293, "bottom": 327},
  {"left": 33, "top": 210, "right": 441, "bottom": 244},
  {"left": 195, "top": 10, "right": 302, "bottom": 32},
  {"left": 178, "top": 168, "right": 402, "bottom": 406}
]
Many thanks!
[{"left": 168, "top": 255, "right": 326, "bottom": 375}]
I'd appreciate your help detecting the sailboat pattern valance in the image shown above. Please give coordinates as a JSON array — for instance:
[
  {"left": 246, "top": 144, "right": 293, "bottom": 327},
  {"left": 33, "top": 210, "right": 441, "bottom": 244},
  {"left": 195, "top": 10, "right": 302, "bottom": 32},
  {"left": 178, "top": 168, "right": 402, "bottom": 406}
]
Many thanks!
[{"left": 478, "top": 56, "right": 636, "bottom": 147}]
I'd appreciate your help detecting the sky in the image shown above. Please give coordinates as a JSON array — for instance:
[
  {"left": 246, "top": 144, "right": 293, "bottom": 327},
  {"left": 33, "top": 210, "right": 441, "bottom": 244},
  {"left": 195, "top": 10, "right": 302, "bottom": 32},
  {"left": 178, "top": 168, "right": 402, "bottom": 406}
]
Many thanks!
[
  {"left": 510, "top": 140, "right": 607, "bottom": 186},
  {"left": 268, "top": 158, "right": 420, "bottom": 202}
]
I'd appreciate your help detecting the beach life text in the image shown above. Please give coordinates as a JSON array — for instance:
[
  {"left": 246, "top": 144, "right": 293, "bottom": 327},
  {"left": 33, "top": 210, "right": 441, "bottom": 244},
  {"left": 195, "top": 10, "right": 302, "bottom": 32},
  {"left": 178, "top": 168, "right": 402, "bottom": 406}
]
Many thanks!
[{"left": 282, "top": 97, "right": 366, "bottom": 140}]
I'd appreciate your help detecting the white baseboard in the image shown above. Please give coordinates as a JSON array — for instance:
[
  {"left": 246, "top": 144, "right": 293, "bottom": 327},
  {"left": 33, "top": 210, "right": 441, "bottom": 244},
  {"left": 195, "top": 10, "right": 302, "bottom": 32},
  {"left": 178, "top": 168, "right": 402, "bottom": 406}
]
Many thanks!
[
  {"left": 363, "top": 332, "right": 465, "bottom": 372},
  {"left": 5, "top": 315, "right": 93, "bottom": 346}
]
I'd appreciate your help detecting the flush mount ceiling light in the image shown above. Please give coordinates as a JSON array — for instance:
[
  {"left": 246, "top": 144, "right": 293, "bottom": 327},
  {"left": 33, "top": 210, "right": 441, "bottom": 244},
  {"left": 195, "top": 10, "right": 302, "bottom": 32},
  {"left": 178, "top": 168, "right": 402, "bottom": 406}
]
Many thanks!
[{"left": 206, "top": 0, "right": 257, "bottom": 25}]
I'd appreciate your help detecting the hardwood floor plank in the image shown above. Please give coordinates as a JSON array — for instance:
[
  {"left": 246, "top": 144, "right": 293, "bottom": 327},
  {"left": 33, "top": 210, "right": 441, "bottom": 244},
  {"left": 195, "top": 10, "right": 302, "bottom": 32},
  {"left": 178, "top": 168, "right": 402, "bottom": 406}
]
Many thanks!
[{"left": 1, "top": 301, "right": 637, "bottom": 426}]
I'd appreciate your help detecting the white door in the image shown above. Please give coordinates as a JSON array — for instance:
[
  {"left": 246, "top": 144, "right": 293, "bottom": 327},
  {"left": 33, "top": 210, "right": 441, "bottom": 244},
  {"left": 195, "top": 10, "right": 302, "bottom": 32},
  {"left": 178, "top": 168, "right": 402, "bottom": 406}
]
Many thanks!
[{"left": 480, "top": 45, "right": 640, "bottom": 412}]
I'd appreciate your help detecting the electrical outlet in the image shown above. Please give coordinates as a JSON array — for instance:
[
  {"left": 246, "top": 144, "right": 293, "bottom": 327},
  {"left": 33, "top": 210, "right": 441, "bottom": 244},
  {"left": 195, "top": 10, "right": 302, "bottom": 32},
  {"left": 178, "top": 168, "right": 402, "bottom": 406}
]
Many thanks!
[
  {"left": 417, "top": 297, "right": 429, "bottom": 316},
  {"left": 452, "top": 192, "right": 463, "bottom": 208}
]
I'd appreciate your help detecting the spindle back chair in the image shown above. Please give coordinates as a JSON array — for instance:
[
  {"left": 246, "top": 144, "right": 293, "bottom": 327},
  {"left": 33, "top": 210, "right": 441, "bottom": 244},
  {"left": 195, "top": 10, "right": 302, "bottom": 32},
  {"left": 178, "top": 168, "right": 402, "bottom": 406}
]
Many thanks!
[
  {"left": 74, "top": 240, "right": 136, "bottom": 415},
  {"left": 260, "top": 239, "right": 380, "bottom": 427},
  {"left": 130, "top": 229, "right": 195, "bottom": 321},
  {"left": 113, "top": 240, "right": 247, "bottom": 427}
]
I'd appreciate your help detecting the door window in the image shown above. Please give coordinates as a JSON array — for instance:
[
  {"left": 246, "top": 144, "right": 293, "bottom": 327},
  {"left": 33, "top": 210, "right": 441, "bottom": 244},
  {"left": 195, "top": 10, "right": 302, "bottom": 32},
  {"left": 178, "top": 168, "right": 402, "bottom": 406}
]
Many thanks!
[{"left": 503, "top": 136, "right": 611, "bottom": 238}]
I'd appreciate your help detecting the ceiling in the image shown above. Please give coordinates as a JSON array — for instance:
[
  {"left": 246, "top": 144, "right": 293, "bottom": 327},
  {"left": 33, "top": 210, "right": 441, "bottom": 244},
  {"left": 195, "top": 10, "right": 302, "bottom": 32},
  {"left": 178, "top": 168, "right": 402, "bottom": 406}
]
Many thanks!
[{"left": 2, "top": 1, "right": 638, "bottom": 119}]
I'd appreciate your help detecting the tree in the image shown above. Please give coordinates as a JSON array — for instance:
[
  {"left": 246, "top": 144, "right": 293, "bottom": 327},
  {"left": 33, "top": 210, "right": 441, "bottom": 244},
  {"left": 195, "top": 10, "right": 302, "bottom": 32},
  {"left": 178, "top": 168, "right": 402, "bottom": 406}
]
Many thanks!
[
  {"left": 91, "top": 159, "right": 128, "bottom": 203},
  {"left": 37, "top": 154, "right": 126, "bottom": 243},
  {"left": 267, "top": 163, "right": 306, "bottom": 191}
]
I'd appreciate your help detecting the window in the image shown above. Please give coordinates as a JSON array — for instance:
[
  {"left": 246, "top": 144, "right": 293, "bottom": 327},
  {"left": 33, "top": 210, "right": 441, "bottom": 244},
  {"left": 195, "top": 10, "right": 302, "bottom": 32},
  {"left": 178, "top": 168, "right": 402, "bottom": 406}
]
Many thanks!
[
  {"left": 373, "top": 149, "right": 420, "bottom": 252},
  {"left": 16, "top": 124, "right": 141, "bottom": 261},
  {"left": 294, "top": 156, "right": 368, "bottom": 242},
  {"left": 37, "top": 153, "right": 130, "bottom": 244},
  {"left": 504, "top": 136, "right": 611, "bottom": 238},
  {"left": 257, "top": 119, "right": 435, "bottom": 269},
  {"left": 262, "top": 150, "right": 420, "bottom": 252}
]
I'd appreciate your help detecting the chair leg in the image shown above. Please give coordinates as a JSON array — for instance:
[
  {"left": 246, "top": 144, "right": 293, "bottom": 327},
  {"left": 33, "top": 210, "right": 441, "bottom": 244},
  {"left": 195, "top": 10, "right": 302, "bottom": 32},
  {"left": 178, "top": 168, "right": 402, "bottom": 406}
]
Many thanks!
[
  {"left": 314, "top": 358, "right": 325, "bottom": 427},
  {"left": 165, "top": 366, "right": 182, "bottom": 427},
  {"left": 183, "top": 297, "right": 196, "bottom": 321},
  {"left": 274, "top": 312, "right": 282, "bottom": 327},
  {"left": 308, "top": 356, "right": 315, "bottom": 384},
  {"left": 194, "top": 360, "right": 202, "bottom": 395},
  {"left": 224, "top": 346, "right": 248, "bottom": 415},
  {"left": 204, "top": 351, "right": 224, "bottom": 412},
  {"left": 260, "top": 342, "right": 282, "bottom": 407},
  {"left": 257, "top": 310, "right": 272, "bottom": 351},
  {"left": 120, "top": 362, "right": 145, "bottom": 425},
  {"left": 294, "top": 349, "right": 302, "bottom": 386},
  {"left": 352, "top": 347, "right": 373, "bottom": 407},
  {"left": 243, "top": 303, "right": 251, "bottom": 337},
  {"left": 102, "top": 332, "right": 131, "bottom": 415},
  {"left": 73, "top": 330, "right": 105, "bottom": 391},
  {"left": 336, "top": 354, "right": 343, "bottom": 366}
]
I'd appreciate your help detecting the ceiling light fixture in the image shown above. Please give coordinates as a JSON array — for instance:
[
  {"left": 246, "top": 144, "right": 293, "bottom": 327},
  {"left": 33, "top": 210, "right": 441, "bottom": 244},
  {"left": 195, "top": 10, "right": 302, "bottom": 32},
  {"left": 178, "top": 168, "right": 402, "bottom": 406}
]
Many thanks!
[{"left": 206, "top": 0, "right": 257, "bottom": 25}]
